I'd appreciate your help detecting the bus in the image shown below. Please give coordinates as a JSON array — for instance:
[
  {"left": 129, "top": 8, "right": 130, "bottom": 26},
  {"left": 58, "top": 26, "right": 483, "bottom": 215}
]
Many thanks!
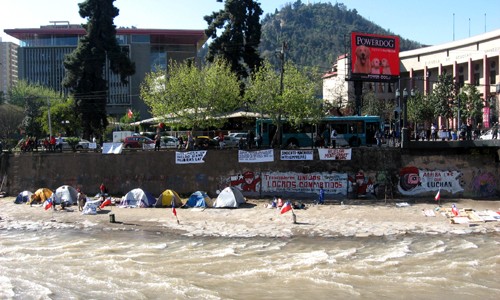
[{"left": 255, "top": 115, "right": 383, "bottom": 148}]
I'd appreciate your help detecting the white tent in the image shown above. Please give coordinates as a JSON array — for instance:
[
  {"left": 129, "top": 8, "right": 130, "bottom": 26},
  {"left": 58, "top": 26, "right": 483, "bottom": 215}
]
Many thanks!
[
  {"left": 120, "top": 188, "right": 156, "bottom": 208},
  {"left": 54, "top": 185, "right": 78, "bottom": 205},
  {"left": 213, "top": 186, "right": 246, "bottom": 208}
]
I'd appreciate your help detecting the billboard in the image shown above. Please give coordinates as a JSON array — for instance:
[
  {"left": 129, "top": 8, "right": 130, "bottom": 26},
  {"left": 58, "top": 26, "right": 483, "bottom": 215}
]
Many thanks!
[{"left": 350, "top": 32, "right": 400, "bottom": 82}]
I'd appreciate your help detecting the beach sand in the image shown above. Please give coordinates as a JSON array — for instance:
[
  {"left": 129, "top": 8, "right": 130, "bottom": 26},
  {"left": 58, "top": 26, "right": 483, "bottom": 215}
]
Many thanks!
[{"left": 1, "top": 197, "right": 499, "bottom": 237}]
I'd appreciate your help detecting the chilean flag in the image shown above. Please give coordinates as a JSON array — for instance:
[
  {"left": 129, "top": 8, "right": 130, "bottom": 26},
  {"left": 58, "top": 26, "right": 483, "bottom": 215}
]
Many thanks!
[
  {"left": 280, "top": 201, "right": 293, "bottom": 214},
  {"left": 100, "top": 198, "right": 112, "bottom": 209},
  {"left": 127, "top": 109, "right": 133, "bottom": 119},
  {"left": 434, "top": 189, "right": 441, "bottom": 201},
  {"left": 451, "top": 204, "right": 459, "bottom": 216},
  {"left": 172, "top": 206, "right": 177, "bottom": 217},
  {"left": 43, "top": 198, "right": 53, "bottom": 211}
]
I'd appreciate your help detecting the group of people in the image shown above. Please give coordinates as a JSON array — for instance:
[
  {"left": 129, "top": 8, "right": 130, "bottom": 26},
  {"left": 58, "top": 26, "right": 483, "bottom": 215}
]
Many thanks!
[
  {"left": 19, "top": 134, "right": 63, "bottom": 152},
  {"left": 314, "top": 128, "right": 338, "bottom": 148}
]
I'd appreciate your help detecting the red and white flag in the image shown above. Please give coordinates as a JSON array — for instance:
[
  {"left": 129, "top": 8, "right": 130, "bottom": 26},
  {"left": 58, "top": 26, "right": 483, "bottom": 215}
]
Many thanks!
[
  {"left": 451, "top": 204, "right": 459, "bottom": 216},
  {"left": 127, "top": 109, "right": 133, "bottom": 119},
  {"left": 100, "top": 198, "right": 112, "bottom": 209},
  {"left": 172, "top": 206, "right": 177, "bottom": 217},
  {"left": 280, "top": 201, "right": 293, "bottom": 214},
  {"left": 43, "top": 198, "right": 53, "bottom": 211},
  {"left": 434, "top": 189, "right": 441, "bottom": 201}
]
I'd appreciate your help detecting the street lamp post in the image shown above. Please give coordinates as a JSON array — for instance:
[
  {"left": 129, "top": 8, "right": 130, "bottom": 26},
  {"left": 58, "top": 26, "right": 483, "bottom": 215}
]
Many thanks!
[{"left": 395, "top": 88, "right": 401, "bottom": 140}]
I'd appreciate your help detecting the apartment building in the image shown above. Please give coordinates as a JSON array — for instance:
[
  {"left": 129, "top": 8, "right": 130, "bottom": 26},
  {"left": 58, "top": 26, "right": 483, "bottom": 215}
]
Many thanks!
[{"left": 0, "top": 38, "right": 19, "bottom": 101}]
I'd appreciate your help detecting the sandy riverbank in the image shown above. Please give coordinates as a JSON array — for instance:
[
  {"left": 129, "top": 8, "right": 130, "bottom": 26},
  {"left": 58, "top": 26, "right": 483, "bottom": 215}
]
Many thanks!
[{"left": 1, "top": 197, "right": 499, "bottom": 237}]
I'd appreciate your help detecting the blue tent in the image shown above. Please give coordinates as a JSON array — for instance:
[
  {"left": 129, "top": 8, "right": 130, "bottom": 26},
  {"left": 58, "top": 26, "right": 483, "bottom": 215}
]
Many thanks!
[
  {"left": 185, "top": 191, "right": 211, "bottom": 208},
  {"left": 14, "top": 190, "right": 33, "bottom": 204}
]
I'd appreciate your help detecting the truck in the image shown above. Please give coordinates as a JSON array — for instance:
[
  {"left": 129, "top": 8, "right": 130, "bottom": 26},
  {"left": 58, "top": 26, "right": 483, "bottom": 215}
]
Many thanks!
[{"left": 112, "top": 131, "right": 135, "bottom": 143}]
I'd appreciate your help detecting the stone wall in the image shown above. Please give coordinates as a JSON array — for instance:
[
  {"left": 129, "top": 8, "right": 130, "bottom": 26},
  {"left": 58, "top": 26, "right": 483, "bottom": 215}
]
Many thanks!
[{"left": 1, "top": 147, "right": 499, "bottom": 200}]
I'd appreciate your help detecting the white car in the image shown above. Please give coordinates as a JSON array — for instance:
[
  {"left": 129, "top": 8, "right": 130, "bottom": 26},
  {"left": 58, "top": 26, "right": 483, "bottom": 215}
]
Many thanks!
[
  {"left": 160, "top": 136, "right": 179, "bottom": 148},
  {"left": 61, "top": 137, "right": 91, "bottom": 150}
]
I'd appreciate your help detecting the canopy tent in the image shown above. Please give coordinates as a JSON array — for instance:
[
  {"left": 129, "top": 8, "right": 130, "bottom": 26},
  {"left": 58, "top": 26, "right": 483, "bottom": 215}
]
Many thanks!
[
  {"left": 53, "top": 185, "right": 78, "bottom": 205},
  {"left": 14, "top": 190, "right": 33, "bottom": 204},
  {"left": 155, "top": 189, "right": 183, "bottom": 208},
  {"left": 28, "top": 188, "right": 53, "bottom": 205},
  {"left": 185, "top": 191, "right": 212, "bottom": 208},
  {"left": 213, "top": 186, "right": 246, "bottom": 208},
  {"left": 120, "top": 188, "right": 156, "bottom": 208}
]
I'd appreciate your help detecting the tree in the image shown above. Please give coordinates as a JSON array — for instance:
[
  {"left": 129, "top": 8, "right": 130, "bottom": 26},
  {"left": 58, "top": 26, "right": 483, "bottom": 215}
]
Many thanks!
[
  {"left": 407, "top": 91, "right": 434, "bottom": 137},
  {"left": 0, "top": 103, "right": 24, "bottom": 141},
  {"left": 9, "top": 81, "right": 68, "bottom": 138},
  {"left": 205, "top": 0, "right": 263, "bottom": 80},
  {"left": 140, "top": 59, "right": 241, "bottom": 131},
  {"left": 246, "top": 60, "right": 322, "bottom": 147},
  {"left": 430, "top": 74, "right": 456, "bottom": 128},
  {"left": 63, "top": 0, "right": 135, "bottom": 140},
  {"left": 457, "top": 84, "right": 483, "bottom": 126}
]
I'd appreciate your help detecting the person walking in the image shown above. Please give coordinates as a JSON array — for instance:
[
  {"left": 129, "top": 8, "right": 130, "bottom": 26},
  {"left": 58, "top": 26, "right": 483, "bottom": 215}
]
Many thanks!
[
  {"left": 154, "top": 132, "right": 161, "bottom": 151},
  {"left": 330, "top": 128, "right": 337, "bottom": 148}
]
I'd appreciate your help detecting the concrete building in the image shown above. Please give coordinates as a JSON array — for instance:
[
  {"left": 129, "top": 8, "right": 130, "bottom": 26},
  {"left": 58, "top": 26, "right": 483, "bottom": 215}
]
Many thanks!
[
  {"left": 0, "top": 38, "right": 19, "bottom": 101},
  {"left": 4, "top": 22, "right": 207, "bottom": 119},
  {"left": 323, "top": 29, "right": 500, "bottom": 129}
]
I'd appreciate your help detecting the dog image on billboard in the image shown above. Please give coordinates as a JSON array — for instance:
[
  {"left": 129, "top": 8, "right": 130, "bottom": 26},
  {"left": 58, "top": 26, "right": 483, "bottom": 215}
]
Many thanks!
[{"left": 353, "top": 45, "right": 371, "bottom": 73}]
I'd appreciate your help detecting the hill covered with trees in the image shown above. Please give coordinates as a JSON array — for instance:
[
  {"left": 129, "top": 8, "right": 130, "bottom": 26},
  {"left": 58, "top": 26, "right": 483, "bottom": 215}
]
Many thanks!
[{"left": 257, "top": 1, "right": 422, "bottom": 72}]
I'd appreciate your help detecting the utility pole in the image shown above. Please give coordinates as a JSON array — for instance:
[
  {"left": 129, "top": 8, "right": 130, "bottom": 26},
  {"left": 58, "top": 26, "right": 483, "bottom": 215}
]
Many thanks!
[{"left": 47, "top": 97, "right": 52, "bottom": 138}]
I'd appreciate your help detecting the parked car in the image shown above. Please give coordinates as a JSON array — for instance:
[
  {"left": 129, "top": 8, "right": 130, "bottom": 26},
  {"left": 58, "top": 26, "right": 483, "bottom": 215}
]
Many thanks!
[
  {"left": 213, "top": 135, "right": 239, "bottom": 148},
  {"left": 61, "top": 137, "right": 91, "bottom": 151},
  {"left": 160, "top": 136, "right": 179, "bottom": 149},
  {"left": 122, "top": 136, "right": 155, "bottom": 149}
]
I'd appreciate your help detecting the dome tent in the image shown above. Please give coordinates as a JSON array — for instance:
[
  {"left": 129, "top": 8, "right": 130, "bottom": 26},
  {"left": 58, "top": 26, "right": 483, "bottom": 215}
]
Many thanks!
[
  {"left": 155, "top": 189, "right": 183, "bottom": 208},
  {"left": 213, "top": 187, "right": 245, "bottom": 208},
  {"left": 120, "top": 188, "right": 156, "bottom": 208},
  {"left": 185, "top": 191, "right": 212, "bottom": 208}
]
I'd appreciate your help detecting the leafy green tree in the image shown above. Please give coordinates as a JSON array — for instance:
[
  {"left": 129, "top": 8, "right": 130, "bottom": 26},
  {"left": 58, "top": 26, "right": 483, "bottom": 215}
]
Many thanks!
[
  {"left": 38, "top": 97, "right": 80, "bottom": 137},
  {"left": 9, "top": 81, "right": 67, "bottom": 138},
  {"left": 63, "top": 0, "right": 135, "bottom": 140},
  {"left": 205, "top": 0, "right": 263, "bottom": 80},
  {"left": 407, "top": 91, "right": 434, "bottom": 136},
  {"left": 0, "top": 103, "right": 24, "bottom": 141},
  {"left": 246, "top": 60, "right": 322, "bottom": 147},
  {"left": 457, "top": 84, "right": 483, "bottom": 125},
  {"left": 430, "top": 74, "right": 456, "bottom": 128},
  {"left": 141, "top": 59, "right": 241, "bottom": 131}
]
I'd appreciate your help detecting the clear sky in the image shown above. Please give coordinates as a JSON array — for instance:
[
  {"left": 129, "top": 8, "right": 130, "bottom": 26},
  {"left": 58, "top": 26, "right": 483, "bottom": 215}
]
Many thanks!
[{"left": 1, "top": 0, "right": 499, "bottom": 46}]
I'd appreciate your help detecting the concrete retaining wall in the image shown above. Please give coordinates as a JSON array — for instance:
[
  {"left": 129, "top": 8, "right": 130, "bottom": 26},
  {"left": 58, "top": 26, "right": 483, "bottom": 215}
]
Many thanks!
[{"left": 1, "top": 147, "right": 499, "bottom": 200}]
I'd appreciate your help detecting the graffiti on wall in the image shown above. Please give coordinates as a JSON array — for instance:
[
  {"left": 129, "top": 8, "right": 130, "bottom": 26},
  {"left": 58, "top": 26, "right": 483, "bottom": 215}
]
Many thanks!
[
  {"left": 398, "top": 166, "right": 464, "bottom": 195},
  {"left": 470, "top": 170, "right": 497, "bottom": 197},
  {"left": 228, "top": 171, "right": 262, "bottom": 192}
]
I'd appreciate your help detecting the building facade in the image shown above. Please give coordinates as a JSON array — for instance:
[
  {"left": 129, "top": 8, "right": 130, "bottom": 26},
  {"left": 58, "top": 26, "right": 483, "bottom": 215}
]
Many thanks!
[
  {"left": 0, "top": 38, "right": 19, "bottom": 101},
  {"left": 4, "top": 22, "right": 207, "bottom": 119},
  {"left": 323, "top": 29, "right": 500, "bottom": 129}
]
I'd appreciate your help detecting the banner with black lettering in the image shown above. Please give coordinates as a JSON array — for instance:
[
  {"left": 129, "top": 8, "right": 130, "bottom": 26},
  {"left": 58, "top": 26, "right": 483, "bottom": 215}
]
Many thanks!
[
  {"left": 261, "top": 171, "right": 348, "bottom": 195},
  {"left": 318, "top": 148, "right": 352, "bottom": 160},
  {"left": 238, "top": 149, "right": 274, "bottom": 163},
  {"left": 175, "top": 151, "right": 207, "bottom": 164},
  {"left": 280, "top": 150, "right": 314, "bottom": 160}
]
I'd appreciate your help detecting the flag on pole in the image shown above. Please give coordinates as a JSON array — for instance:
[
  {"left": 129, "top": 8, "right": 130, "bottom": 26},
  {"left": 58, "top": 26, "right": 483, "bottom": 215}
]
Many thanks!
[
  {"left": 451, "top": 204, "right": 459, "bottom": 216},
  {"left": 127, "top": 109, "right": 133, "bottom": 119},
  {"left": 280, "top": 201, "right": 293, "bottom": 214},
  {"left": 172, "top": 201, "right": 179, "bottom": 224},
  {"left": 434, "top": 189, "right": 441, "bottom": 201},
  {"left": 43, "top": 198, "right": 53, "bottom": 211},
  {"left": 100, "top": 198, "right": 112, "bottom": 209}
]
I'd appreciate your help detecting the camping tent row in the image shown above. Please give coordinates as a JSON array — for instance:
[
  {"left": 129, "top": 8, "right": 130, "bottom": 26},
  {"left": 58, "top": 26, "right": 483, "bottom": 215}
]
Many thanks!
[
  {"left": 15, "top": 186, "right": 246, "bottom": 209},
  {"left": 120, "top": 187, "right": 245, "bottom": 208},
  {"left": 15, "top": 186, "right": 79, "bottom": 205}
]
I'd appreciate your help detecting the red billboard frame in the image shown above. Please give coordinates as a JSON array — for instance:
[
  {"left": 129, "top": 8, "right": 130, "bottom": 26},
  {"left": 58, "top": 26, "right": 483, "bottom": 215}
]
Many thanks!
[{"left": 349, "top": 32, "right": 400, "bottom": 82}]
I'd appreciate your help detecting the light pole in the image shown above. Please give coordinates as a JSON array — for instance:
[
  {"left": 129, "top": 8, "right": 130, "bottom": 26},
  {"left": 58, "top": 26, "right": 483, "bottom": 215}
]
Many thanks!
[{"left": 395, "top": 88, "right": 401, "bottom": 140}]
